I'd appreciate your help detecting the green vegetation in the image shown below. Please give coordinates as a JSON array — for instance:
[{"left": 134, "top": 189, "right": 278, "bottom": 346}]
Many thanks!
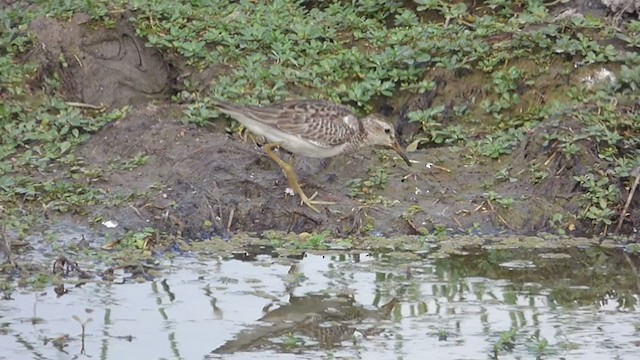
[
  {"left": 1, "top": 0, "right": 639, "bottom": 237},
  {"left": 283, "top": 332, "right": 305, "bottom": 349},
  {"left": 1, "top": 9, "right": 128, "bottom": 237},
  {"left": 348, "top": 165, "right": 390, "bottom": 199},
  {"left": 492, "top": 328, "right": 517, "bottom": 357}
]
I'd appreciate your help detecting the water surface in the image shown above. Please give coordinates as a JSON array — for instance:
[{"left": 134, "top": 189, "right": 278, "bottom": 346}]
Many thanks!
[{"left": 1, "top": 247, "right": 639, "bottom": 359}]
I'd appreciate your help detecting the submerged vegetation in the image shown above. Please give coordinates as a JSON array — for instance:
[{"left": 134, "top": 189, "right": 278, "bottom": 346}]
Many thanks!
[{"left": 0, "top": 0, "right": 639, "bottom": 246}]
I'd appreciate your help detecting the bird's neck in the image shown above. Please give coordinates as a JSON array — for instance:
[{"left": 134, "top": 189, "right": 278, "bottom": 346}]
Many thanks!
[{"left": 345, "top": 130, "right": 368, "bottom": 152}]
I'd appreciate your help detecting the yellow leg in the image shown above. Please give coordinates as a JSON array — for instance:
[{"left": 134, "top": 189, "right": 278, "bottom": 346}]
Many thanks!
[{"left": 263, "top": 143, "right": 334, "bottom": 213}]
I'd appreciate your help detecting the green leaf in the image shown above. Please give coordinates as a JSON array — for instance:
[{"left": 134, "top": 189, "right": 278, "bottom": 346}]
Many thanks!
[{"left": 59, "top": 141, "right": 71, "bottom": 155}]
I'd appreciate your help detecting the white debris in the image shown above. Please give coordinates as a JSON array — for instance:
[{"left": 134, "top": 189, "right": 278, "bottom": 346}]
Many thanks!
[
  {"left": 602, "top": 0, "right": 640, "bottom": 14},
  {"left": 581, "top": 68, "right": 617, "bottom": 89},
  {"left": 102, "top": 220, "right": 118, "bottom": 228},
  {"left": 553, "top": 9, "right": 585, "bottom": 22}
]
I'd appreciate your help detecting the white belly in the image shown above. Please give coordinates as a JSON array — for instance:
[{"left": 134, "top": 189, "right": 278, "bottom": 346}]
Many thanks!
[{"left": 243, "top": 121, "right": 348, "bottom": 158}]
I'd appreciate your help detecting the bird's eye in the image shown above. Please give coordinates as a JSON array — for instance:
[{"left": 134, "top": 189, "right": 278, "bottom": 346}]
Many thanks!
[{"left": 384, "top": 128, "right": 391, "bottom": 134}]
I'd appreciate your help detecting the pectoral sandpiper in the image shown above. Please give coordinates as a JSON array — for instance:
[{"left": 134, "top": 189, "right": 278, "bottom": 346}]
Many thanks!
[{"left": 214, "top": 99, "right": 411, "bottom": 212}]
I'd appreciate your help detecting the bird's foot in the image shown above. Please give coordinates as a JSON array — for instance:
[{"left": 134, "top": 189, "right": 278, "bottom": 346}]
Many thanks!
[
  {"left": 298, "top": 191, "right": 334, "bottom": 213},
  {"left": 263, "top": 143, "right": 334, "bottom": 213}
]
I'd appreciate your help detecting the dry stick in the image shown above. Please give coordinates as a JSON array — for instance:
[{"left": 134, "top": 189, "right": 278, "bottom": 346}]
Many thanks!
[
  {"left": 0, "top": 205, "right": 14, "bottom": 265},
  {"left": 496, "top": 213, "right": 512, "bottom": 230},
  {"left": 615, "top": 166, "right": 640, "bottom": 234},
  {"left": 427, "top": 163, "right": 451, "bottom": 172},
  {"left": 129, "top": 204, "right": 143, "bottom": 219},
  {"left": 65, "top": 101, "right": 105, "bottom": 110},
  {"left": 73, "top": 54, "right": 83, "bottom": 67},
  {"left": 544, "top": 150, "right": 558, "bottom": 166},
  {"left": 1, "top": 224, "right": 15, "bottom": 265},
  {"left": 226, "top": 208, "right": 235, "bottom": 232}
]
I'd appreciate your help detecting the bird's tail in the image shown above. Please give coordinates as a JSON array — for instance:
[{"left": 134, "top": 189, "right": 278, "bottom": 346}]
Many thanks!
[
  {"left": 212, "top": 99, "right": 281, "bottom": 125},
  {"left": 211, "top": 99, "right": 244, "bottom": 113}
]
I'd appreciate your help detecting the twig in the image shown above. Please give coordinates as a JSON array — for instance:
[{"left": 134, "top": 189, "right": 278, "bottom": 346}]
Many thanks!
[
  {"left": 543, "top": 150, "right": 557, "bottom": 166},
  {"left": 1, "top": 224, "right": 15, "bottom": 266},
  {"left": 486, "top": 199, "right": 495, "bottom": 212},
  {"left": 615, "top": 166, "right": 640, "bottom": 234},
  {"left": 129, "top": 205, "right": 143, "bottom": 219},
  {"left": 226, "top": 208, "right": 235, "bottom": 232},
  {"left": 0, "top": 206, "right": 15, "bottom": 266},
  {"left": 65, "top": 101, "right": 105, "bottom": 110},
  {"left": 73, "top": 54, "right": 83, "bottom": 67},
  {"left": 426, "top": 163, "right": 451, "bottom": 172},
  {"left": 496, "top": 212, "right": 512, "bottom": 230}
]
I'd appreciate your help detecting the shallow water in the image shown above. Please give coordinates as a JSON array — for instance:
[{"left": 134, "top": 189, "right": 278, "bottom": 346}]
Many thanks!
[{"left": 1, "top": 247, "right": 640, "bottom": 360}]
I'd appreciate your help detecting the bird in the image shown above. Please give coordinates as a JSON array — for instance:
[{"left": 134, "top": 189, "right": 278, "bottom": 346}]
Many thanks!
[{"left": 213, "top": 99, "right": 412, "bottom": 212}]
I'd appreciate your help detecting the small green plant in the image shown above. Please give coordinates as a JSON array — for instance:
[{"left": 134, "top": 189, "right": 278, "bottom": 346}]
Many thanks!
[
  {"left": 497, "top": 197, "right": 514, "bottom": 208},
  {"left": 478, "top": 130, "right": 523, "bottom": 159},
  {"left": 484, "top": 191, "right": 513, "bottom": 209},
  {"left": 406, "top": 106, "right": 467, "bottom": 150},
  {"left": 525, "top": 334, "right": 551, "bottom": 358},
  {"left": 574, "top": 173, "right": 619, "bottom": 231},
  {"left": 348, "top": 166, "right": 390, "bottom": 198},
  {"left": 627, "top": 243, "right": 640, "bottom": 255},
  {"left": 528, "top": 163, "right": 549, "bottom": 184},
  {"left": 494, "top": 168, "right": 511, "bottom": 183},
  {"left": 480, "top": 67, "right": 522, "bottom": 115},
  {"left": 402, "top": 205, "right": 424, "bottom": 220},
  {"left": 29, "top": 273, "right": 51, "bottom": 289},
  {"left": 305, "top": 231, "right": 330, "bottom": 250},
  {"left": 183, "top": 102, "right": 218, "bottom": 127},
  {"left": 492, "top": 328, "right": 517, "bottom": 357},
  {"left": 283, "top": 332, "right": 305, "bottom": 349},
  {"left": 123, "top": 227, "right": 156, "bottom": 249},
  {"left": 617, "top": 20, "right": 640, "bottom": 48},
  {"left": 114, "top": 153, "right": 149, "bottom": 171},
  {"left": 432, "top": 224, "right": 449, "bottom": 236},
  {"left": 465, "top": 222, "right": 482, "bottom": 235},
  {"left": 549, "top": 213, "right": 567, "bottom": 235}
]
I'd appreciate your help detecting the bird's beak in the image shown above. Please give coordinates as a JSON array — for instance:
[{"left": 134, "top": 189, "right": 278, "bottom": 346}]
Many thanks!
[{"left": 390, "top": 141, "right": 412, "bottom": 166}]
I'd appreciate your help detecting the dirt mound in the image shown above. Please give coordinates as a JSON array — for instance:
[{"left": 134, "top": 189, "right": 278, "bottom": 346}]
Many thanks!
[
  {"left": 76, "top": 104, "right": 415, "bottom": 238},
  {"left": 27, "top": 13, "right": 171, "bottom": 108},
  {"left": 510, "top": 115, "right": 639, "bottom": 235},
  {"left": 20, "top": 15, "right": 419, "bottom": 238}
]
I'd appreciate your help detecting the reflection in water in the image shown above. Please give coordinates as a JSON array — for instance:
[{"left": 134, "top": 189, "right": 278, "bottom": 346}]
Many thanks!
[
  {"left": 212, "top": 291, "right": 398, "bottom": 354},
  {"left": 0, "top": 248, "right": 639, "bottom": 359}
]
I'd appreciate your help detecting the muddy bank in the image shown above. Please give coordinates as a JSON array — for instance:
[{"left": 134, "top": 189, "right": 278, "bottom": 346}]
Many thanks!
[
  {"left": 27, "top": 14, "right": 171, "bottom": 108},
  {"left": 16, "top": 7, "right": 639, "bottom": 241}
]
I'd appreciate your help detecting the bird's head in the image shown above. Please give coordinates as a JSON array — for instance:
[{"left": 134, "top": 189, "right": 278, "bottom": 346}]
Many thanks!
[{"left": 362, "top": 114, "right": 411, "bottom": 166}]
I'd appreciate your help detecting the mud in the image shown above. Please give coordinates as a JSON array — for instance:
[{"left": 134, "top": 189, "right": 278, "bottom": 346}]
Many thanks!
[
  {"left": 27, "top": 13, "right": 171, "bottom": 108},
  {"left": 22, "top": 11, "right": 639, "bottom": 240}
]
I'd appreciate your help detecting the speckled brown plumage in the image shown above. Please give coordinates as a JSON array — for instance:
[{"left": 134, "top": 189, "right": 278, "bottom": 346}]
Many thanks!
[{"left": 213, "top": 99, "right": 411, "bottom": 212}]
